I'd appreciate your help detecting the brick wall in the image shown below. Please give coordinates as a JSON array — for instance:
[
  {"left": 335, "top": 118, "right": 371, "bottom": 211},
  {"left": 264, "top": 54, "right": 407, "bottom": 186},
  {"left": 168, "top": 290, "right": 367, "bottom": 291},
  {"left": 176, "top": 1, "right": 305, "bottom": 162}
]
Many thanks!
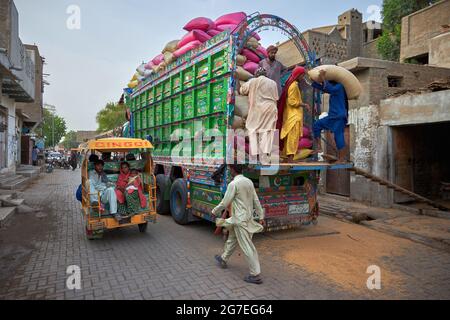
[
  {"left": 350, "top": 60, "right": 450, "bottom": 106},
  {"left": 429, "top": 32, "right": 450, "bottom": 68},
  {"left": 400, "top": 0, "right": 450, "bottom": 62},
  {"left": 362, "top": 39, "right": 382, "bottom": 60}
]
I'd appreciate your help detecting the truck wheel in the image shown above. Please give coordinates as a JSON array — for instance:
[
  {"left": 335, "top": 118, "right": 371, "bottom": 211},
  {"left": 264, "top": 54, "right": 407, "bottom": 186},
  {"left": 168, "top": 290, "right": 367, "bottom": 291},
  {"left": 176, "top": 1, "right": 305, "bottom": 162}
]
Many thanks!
[
  {"left": 156, "top": 174, "right": 171, "bottom": 215},
  {"left": 170, "top": 178, "right": 189, "bottom": 225}
]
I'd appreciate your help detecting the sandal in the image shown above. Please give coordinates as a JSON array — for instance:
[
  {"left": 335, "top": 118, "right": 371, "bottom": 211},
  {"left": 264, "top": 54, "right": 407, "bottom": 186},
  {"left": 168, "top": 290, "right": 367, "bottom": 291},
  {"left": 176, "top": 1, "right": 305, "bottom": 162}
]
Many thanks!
[
  {"left": 215, "top": 255, "right": 228, "bottom": 269},
  {"left": 244, "top": 275, "right": 263, "bottom": 285}
]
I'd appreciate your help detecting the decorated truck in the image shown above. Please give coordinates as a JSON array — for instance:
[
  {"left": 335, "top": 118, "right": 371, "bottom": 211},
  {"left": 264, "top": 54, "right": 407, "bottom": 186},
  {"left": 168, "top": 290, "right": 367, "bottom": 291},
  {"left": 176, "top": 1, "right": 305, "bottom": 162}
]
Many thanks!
[{"left": 124, "top": 13, "right": 352, "bottom": 231}]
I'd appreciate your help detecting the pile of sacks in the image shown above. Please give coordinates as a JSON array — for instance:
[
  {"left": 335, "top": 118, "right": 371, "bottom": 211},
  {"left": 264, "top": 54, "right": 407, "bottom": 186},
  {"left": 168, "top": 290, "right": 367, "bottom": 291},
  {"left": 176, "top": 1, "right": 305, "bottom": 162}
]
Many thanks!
[
  {"left": 294, "top": 127, "right": 314, "bottom": 161},
  {"left": 128, "top": 12, "right": 269, "bottom": 90}
]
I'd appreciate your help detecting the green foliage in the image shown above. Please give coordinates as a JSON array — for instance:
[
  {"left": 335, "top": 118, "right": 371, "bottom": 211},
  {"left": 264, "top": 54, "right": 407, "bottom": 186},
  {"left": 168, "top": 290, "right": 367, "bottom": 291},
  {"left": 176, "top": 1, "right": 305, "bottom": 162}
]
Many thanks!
[
  {"left": 96, "top": 102, "right": 126, "bottom": 133},
  {"left": 377, "top": 25, "right": 401, "bottom": 61},
  {"left": 377, "top": 0, "right": 438, "bottom": 61},
  {"left": 62, "top": 130, "right": 79, "bottom": 149},
  {"left": 42, "top": 108, "right": 67, "bottom": 148}
]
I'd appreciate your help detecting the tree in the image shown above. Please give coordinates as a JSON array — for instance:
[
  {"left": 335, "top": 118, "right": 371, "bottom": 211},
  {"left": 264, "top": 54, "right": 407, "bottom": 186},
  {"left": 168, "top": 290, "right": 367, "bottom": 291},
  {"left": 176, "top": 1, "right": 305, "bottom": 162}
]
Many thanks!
[
  {"left": 377, "top": 0, "right": 438, "bottom": 61},
  {"left": 42, "top": 108, "right": 67, "bottom": 148},
  {"left": 96, "top": 102, "right": 127, "bottom": 133},
  {"left": 62, "top": 131, "right": 79, "bottom": 149}
]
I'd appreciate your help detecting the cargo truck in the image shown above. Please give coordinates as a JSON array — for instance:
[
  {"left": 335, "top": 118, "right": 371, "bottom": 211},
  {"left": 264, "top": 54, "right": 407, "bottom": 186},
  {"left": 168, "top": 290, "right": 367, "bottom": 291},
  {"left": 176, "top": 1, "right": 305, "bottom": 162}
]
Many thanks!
[{"left": 124, "top": 13, "right": 352, "bottom": 231}]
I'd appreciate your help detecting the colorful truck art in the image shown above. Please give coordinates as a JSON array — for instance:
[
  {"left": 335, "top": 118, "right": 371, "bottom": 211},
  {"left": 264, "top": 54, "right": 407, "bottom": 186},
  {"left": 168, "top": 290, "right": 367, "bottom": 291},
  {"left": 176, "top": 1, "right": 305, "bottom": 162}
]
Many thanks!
[{"left": 124, "top": 13, "right": 351, "bottom": 231}]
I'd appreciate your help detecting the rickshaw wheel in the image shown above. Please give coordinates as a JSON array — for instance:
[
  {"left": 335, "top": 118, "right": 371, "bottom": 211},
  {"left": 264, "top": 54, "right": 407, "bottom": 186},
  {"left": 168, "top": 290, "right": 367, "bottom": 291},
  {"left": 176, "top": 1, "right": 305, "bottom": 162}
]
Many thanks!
[
  {"left": 86, "top": 227, "right": 104, "bottom": 240},
  {"left": 138, "top": 223, "right": 148, "bottom": 233}
]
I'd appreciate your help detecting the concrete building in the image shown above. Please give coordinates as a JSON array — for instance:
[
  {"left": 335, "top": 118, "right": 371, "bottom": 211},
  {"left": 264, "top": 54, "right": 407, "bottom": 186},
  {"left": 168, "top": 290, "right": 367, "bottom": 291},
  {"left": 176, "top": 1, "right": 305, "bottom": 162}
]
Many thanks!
[
  {"left": 17, "top": 45, "right": 44, "bottom": 132},
  {"left": 331, "top": 58, "right": 450, "bottom": 207},
  {"left": 277, "top": 9, "right": 383, "bottom": 68},
  {"left": 0, "top": 0, "right": 43, "bottom": 173},
  {"left": 400, "top": 0, "right": 450, "bottom": 67}
]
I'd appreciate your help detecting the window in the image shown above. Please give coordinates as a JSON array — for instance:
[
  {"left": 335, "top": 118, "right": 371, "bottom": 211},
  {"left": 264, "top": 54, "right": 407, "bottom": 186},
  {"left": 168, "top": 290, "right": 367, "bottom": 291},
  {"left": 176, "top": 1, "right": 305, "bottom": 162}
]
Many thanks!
[{"left": 388, "top": 76, "right": 403, "bottom": 88}]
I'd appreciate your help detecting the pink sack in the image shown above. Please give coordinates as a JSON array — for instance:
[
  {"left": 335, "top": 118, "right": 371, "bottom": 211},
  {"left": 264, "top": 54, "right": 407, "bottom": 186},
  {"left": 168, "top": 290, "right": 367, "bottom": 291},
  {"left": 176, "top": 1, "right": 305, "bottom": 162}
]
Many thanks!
[
  {"left": 216, "top": 24, "right": 238, "bottom": 32},
  {"left": 251, "top": 32, "right": 261, "bottom": 41},
  {"left": 215, "top": 12, "right": 247, "bottom": 26},
  {"left": 207, "top": 29, "right": 222, "bottom": 37},
  {"left": 256, "top": 46, "right": 268, "bottom": 58},
  {"left": 298, "top": 138, "right": 313, "bottom": 150},
  {"left": 178, "top": 30, "right": 211, "bottom": 49},
  {"left": 303, "top": 127, "right": 311, "bottom": 138},
  {"left": 243, "top": 61, "right": 259, "bottom": 75},
  {"left": 151, "top": 54, "right": 164, "bottom": 66},
  {"left": 241, "top": 48, "right": 260, "bottom": 63},
  {"left": 173, "top": 40, "right": 202, "bottom": 58},
  {"left": 184, "top": 17, "right": 215, "bottom": 32},
  {"left": 144, "top": 61, "right": 155, "bottom": 70}
]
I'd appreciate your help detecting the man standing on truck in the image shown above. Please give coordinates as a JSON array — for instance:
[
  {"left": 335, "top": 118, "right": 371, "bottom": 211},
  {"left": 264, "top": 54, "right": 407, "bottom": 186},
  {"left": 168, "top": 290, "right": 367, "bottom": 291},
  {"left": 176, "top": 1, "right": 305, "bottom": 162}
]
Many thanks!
[
  {"left": 312, "top": 70, "right": 349, "bottom": 162},
  {"left": 239, "top": 67, "right": 279, "bottom": 163},
  {"left": 259, "top": 45, "right": 287, "bottom": 97},
  {"left": 212, "top": 164, "right": 265, "bottom": 285}
]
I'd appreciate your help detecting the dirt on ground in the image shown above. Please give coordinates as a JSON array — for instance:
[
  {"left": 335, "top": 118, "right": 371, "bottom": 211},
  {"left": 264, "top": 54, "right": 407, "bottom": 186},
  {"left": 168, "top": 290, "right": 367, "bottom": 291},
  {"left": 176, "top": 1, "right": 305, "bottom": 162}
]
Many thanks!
[{"left": 275, "top": 217, "right": 414, "bottom": 296}]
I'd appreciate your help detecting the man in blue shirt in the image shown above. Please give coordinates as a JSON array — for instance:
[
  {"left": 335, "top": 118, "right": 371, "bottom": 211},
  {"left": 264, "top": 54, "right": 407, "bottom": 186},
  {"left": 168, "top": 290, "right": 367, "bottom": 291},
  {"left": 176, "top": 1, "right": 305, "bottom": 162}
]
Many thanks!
[
  {"left": 312, "top": 70, "right": 349, "bottom": 162},
  {"left": 32, "top": 146, "right": 38, "bottom": 166}
]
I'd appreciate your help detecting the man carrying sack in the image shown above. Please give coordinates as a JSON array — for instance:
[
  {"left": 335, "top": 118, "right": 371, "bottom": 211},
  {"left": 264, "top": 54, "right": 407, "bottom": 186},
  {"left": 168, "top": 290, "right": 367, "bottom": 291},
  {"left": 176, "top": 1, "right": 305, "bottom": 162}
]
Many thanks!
[{"left": 212, "top": 164, "right": 265, "bottom": 285}]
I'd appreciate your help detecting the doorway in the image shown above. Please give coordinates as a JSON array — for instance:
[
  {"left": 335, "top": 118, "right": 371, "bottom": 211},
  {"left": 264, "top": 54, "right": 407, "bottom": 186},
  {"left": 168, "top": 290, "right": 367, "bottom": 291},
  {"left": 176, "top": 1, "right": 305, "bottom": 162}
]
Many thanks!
[{"left": 392, "top": 122, "right": 450, "bottom": 204}]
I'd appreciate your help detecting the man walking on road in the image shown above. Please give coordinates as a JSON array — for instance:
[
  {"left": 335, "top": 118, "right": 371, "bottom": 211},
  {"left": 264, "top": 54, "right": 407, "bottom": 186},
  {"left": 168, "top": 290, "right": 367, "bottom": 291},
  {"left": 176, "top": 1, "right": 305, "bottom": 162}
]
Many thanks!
[{"left": 212, "top": 164, "right": 265, "bottom": 285}]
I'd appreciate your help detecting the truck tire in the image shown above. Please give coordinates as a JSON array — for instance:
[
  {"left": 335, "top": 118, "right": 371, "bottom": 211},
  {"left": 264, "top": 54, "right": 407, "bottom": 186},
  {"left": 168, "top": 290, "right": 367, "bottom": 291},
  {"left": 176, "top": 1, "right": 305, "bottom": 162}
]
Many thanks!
[
  {"left": 170, "top": 178, "right": 189, "bottom": 225},
  {"left": 156, "top": 174, "right": 171, "bottom": 215}
]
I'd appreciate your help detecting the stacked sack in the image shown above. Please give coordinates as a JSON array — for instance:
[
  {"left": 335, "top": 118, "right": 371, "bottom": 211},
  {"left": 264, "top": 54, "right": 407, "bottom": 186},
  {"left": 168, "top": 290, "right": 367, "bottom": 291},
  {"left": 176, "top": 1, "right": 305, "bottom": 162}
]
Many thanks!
[
  {"left": 128, "top": 62, "right": 154, "bottom": 89},
  {"left": 293, "top": 127, "right": 315, "bottom": 161},
  {"left": 128, "top": 12, "right": 270, "bottom": 93}
]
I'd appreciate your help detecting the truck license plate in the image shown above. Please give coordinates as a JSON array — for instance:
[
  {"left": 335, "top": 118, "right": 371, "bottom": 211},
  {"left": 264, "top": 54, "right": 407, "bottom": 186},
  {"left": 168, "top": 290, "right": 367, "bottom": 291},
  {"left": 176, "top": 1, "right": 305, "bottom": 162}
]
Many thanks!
[{"left": 288, "top": 204, "right": 309, "bottom": 215}]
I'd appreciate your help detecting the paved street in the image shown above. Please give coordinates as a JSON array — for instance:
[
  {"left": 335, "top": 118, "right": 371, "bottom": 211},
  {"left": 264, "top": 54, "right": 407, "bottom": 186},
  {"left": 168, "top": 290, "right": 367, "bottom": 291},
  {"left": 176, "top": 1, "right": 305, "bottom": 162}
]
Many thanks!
[{"left": 0, "top": 169, "right": 449, "bottom": 300}]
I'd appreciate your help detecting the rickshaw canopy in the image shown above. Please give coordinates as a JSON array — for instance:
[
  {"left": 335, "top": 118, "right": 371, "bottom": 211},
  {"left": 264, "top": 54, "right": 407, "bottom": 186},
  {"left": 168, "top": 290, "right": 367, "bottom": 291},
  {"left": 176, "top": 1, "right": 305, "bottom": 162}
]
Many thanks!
[{"left": 86, "top": 138, "right": 153, "bottom": 152}]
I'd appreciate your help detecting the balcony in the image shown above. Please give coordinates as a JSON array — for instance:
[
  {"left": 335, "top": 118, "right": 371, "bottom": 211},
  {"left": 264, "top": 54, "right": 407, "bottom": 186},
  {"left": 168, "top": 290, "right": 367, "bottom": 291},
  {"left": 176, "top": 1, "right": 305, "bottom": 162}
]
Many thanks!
[{"left": 0, "top": 0, "right": 35, "bottom": 103}]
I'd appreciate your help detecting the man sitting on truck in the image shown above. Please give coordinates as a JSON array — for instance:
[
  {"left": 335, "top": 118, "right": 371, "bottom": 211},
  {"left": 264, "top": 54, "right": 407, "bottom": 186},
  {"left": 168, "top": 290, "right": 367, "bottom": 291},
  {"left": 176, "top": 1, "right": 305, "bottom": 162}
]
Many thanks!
[
  {"left": 89, "top": 159, "right": 120, "bottom": 221},
  {"left": 212, "top": 164, "right": 265, "bottom": 285}
]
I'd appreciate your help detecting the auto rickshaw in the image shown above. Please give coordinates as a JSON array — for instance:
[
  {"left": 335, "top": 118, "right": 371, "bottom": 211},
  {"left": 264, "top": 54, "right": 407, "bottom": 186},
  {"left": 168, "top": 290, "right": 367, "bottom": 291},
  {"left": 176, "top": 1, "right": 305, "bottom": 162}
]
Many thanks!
[{"left": 81, "top": 138, "right": 157, "bottom": 240}]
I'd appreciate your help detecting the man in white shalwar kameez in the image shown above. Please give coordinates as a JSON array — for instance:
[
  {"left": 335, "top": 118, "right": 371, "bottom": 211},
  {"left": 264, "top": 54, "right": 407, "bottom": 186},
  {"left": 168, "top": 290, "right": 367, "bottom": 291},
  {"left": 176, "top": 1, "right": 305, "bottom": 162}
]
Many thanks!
[
  {"left": 212, "top": 164, "right": 265, "bottom": 284},
  {"left": 89, "top": 160, "right": 120, "bottom": 221},
  {"left": 239, "top": 67, "right": 279, "bottom": 161}
]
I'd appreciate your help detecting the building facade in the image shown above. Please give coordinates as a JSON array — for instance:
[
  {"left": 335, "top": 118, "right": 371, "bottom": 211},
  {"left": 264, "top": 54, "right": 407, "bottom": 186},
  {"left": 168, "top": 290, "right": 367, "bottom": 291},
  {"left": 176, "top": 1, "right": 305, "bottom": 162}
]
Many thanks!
[
  {"left": 277, "top": 9, "right": 383, "bottom": 68},
  {"left": 0, "top": 0, "right": 43, "bottom": 172},
  {"left": 334, "top": 58, "right": 450, "bottom": 207},
  {"left": 400, "top": 0, "right": 450, "bottom": 66}
]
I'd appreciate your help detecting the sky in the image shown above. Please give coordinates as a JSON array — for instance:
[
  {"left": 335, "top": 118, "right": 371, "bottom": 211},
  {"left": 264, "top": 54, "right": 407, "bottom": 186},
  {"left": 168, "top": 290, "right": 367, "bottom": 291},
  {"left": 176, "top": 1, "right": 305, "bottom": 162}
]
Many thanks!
[{"left": 14, "top": 0, "right": 382, "bottom": 131}]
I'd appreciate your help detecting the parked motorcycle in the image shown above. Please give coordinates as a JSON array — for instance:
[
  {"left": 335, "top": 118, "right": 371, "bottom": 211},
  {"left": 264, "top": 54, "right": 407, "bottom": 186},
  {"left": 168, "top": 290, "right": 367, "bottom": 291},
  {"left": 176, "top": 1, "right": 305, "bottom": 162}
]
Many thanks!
[{"left": 46, "top": 161, "right": 54, "bottom": 173}]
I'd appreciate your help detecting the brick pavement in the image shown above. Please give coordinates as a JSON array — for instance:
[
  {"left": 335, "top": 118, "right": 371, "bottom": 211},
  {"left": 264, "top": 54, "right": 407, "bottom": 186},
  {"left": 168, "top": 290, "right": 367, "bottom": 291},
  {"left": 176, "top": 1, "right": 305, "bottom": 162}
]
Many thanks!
[{"left": 0, "top": 170, "right": 449, "bottom": 300}]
